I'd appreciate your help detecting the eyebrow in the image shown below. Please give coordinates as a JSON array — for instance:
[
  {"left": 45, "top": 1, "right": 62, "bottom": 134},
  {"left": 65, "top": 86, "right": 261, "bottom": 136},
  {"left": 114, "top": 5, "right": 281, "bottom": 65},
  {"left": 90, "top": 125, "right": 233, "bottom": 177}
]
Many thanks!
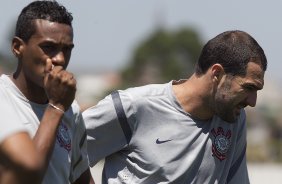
[
  {"left": 40, "top": 40, "right": 74, "bottom": 48},
  {"left": 243, "top": 82, "right": 263, "bottom": 90}
]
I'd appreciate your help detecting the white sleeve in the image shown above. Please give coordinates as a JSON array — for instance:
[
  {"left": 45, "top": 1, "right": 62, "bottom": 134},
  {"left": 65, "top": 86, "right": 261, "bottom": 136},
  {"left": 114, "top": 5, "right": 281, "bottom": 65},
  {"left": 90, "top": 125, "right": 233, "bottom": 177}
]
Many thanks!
[
  {"left": 83, "top": 93, "right": 129, "bottom": 166},
  {"left": 0, "top": 87, "right": 27, "bottom": 143}
]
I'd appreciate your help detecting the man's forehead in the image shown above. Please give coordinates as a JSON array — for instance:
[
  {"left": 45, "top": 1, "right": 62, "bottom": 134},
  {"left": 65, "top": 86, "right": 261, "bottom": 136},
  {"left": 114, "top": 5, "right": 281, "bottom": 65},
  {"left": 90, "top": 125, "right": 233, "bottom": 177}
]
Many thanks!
[
  {"left": 246, "top": 62, "right": 264, "bottom": 78},
  {"left": 30, "top": 19, "right": 73, "bottom": 42}
]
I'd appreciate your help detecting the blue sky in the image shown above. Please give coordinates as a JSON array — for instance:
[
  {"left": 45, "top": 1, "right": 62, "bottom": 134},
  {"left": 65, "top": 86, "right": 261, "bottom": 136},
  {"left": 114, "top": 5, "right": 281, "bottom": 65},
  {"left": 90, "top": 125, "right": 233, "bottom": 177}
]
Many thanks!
[{"left": 1, "top": 0, "right": 282, "bottom": 81}]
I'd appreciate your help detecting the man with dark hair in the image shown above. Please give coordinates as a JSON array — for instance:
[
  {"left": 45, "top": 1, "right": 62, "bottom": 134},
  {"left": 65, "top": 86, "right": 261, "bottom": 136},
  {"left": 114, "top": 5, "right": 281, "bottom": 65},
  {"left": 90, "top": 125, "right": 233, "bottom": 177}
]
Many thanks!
[
  {"left": 84, "top": 30, "right": 267, "bottom": 183},
  {"left": 0, "top": 0, "right": 94, "bottom": 183}
]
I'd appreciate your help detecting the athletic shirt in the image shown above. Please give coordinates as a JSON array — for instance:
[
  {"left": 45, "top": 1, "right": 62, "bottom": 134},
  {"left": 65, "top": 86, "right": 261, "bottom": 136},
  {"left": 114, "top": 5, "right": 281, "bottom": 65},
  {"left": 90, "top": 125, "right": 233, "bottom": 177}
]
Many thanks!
[
  {"left": 0, "top": 74, "right": 89, "bottom": 184},
  {"left": 84, "top": 81, "right": 250, "bottom": 184},
  {"left": 0, "top": 79, "right": 26, "bottom": 143}
]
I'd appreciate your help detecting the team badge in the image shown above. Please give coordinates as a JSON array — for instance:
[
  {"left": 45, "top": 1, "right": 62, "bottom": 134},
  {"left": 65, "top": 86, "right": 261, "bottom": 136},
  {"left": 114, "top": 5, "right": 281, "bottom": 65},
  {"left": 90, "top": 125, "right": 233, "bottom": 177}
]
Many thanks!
[
  {"left": 211, "top": 127, "right": 231, "bottom": 161},
  {"left": 57, "top": 122, "right": 71, "bottom": 152}
]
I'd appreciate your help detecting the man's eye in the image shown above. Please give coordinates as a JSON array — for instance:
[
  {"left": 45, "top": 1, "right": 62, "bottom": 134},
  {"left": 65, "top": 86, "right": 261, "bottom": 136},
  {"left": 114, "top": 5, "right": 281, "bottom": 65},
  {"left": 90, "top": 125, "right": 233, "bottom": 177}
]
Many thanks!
[
  {"left": 245, "top": 86, "right": 255, "bottom": 91},
  {"left": 42, "top": 45, "right": 54, "bottom": 51}
]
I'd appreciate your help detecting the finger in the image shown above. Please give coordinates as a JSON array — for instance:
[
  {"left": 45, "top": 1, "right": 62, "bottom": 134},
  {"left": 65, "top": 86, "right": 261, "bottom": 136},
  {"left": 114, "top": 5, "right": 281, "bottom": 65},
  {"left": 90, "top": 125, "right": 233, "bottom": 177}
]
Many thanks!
[
  {"left": 45, "top": 58, "right": 53, "bottom": 73},
  {"left": 68, "top": 73, "right": 74, "bottom": 80},
  {"left": 44, "top": 58, "right": 53, "bottom": 86}
]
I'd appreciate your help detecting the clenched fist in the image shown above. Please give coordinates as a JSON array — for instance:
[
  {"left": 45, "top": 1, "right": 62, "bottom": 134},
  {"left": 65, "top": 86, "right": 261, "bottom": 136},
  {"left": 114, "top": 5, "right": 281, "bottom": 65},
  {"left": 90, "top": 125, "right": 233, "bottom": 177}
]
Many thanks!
[{"left": 44, "top": 59, "right": 76, "bottom": 112}]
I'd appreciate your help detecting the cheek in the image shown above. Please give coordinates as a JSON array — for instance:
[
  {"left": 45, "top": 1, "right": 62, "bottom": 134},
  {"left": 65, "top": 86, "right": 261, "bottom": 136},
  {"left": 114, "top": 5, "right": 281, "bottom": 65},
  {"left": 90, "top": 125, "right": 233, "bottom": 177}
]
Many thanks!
[
  {"left": 222, "top": 85, "right": 245, "bottom": 102},
  {"left": 23, "top": 56, "right": 45, "bottom": 72},
  {"left": 216, "top": 89, "right": 238, "bottom": 106},
  {"left": 217, "top": 87, "right": 232, "bottom": 101},
  {"left": 24, "top": 47, "right": 47, "bottom": 66},
  {"left": 21, "top": 54, "right": 47, "bottom": 79}
]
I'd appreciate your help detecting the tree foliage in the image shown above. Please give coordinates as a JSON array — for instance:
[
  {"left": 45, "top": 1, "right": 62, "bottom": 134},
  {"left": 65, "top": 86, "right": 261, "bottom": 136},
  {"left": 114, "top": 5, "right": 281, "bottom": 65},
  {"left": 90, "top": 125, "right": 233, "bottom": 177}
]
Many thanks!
[{"left": 121, "top": 27, "right": 203, "bottom": 87}]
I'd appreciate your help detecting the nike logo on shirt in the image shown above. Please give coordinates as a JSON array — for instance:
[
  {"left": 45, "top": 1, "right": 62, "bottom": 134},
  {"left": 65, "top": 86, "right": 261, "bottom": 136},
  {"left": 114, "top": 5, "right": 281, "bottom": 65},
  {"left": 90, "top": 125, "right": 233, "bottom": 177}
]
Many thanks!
[{"left": 156, "top": 138, "right": 172, "bottom": 144}]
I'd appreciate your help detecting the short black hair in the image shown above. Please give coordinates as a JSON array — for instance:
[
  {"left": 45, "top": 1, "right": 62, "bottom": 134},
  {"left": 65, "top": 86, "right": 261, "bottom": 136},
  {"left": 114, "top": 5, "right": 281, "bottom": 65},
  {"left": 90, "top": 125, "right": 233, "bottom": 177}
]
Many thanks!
[
  {"left": 15, "top": 0, "right": 73, "bottom": 42},
  {"left": 195, "top": 30, "right": 267, "bottom": 76}
]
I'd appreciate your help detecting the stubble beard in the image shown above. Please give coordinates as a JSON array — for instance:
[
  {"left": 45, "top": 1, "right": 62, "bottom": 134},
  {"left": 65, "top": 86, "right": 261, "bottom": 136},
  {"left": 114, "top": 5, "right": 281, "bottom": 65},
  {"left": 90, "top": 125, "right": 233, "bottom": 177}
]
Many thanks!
[{"left": 214, "top": 79, "right": 238, "bottom": 123}]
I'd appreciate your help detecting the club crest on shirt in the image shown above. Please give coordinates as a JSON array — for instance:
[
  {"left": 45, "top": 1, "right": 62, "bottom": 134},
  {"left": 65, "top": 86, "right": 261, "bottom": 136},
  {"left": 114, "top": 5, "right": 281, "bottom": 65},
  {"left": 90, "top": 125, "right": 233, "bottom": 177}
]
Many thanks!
[
  {"left": 57, "top": 122, "right": 71, "bottom": 152},
  {"left": 211, "top": 127, "right": 231, "bottom": 161}
]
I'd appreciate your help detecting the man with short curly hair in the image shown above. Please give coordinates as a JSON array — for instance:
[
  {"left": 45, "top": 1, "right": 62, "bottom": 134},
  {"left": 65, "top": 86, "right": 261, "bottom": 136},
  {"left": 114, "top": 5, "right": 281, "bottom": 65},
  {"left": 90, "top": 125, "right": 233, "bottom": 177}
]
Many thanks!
[{"left": 1, "top": 1, "right": 94, "bottom": 183}]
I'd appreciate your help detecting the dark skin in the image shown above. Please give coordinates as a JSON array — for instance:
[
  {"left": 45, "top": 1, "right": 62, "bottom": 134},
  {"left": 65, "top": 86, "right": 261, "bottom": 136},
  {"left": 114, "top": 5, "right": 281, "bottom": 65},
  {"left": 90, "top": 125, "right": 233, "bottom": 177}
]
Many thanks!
[
  {"left": 0, "top": 132, "right": 42, "bottom": 184},
  {"left": 11, "top": 19, "right": 94, "bottom": 184}
]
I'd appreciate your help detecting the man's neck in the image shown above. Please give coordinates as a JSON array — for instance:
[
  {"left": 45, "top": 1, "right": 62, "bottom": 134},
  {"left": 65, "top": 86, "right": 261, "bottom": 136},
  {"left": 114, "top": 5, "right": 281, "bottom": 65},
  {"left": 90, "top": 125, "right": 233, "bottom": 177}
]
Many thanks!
[
  {"left": 11, "top": 74, "right": 48, "bottom": 104},
  {"left": 172, "top": 74, "right": 214, "bottom": 121}
]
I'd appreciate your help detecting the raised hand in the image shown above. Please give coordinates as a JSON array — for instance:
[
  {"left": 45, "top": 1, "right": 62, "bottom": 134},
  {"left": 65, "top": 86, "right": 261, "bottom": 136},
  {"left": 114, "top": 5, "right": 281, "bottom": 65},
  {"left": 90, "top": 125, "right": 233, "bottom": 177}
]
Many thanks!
[{"left": 44, "top": 58, "right": 76, "bottom": 112}]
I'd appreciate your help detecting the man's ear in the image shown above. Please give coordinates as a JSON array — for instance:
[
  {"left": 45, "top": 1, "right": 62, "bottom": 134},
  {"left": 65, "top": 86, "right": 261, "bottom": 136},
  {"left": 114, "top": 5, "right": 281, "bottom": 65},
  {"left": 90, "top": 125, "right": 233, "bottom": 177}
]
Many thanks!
[
  {"left": 11, "top": 37, "right": 25, "bottom": 59},
  {"left": 210, "top": 64, "right": 225, "bottom": 83}
]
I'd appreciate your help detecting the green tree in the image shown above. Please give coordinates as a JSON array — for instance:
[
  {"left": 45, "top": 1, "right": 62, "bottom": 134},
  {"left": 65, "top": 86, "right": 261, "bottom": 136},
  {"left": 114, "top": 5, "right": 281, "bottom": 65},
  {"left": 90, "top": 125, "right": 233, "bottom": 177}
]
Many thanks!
[{"left": 121, "top": 27, "right": 203, "bottom": 87}]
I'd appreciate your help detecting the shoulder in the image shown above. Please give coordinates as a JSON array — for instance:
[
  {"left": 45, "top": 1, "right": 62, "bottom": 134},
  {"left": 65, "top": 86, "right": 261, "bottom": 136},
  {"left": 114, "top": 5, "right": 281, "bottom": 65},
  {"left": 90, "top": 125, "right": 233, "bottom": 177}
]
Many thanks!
[
  {"left": 0, "top": 75, "right": 11, "bottom": 98},
  {"left": 0, "top": 76, "right": 27, "bottom": 142},
  {"left": 0, "top": 75, "right": 19, "bottom": 111},
  {"left": 119, "top": 82, "right": 171, "bottom": 104}
]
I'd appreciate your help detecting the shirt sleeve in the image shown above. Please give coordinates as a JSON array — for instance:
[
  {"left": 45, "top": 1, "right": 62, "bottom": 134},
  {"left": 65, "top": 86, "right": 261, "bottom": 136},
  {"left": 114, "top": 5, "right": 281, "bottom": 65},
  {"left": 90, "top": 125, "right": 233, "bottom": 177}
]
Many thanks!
[
  {"left": 83, "top": 92, "right": 131, "bottom": 166},
  {"left": 0, "top": 86, "right": 27, "bottom": 143},
  {"left": 69, "top": 103, "right": 90, "bottom": 182},
  {"left": 227, "top": 110, "right": 250, "bottom": 184}
]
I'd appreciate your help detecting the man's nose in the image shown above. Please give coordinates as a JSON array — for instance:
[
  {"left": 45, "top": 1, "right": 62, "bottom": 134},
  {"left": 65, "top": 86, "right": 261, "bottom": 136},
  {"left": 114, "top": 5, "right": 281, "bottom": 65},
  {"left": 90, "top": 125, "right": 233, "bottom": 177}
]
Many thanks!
[
  {"left": 246, "top": 91, "right": 257, "bottom": 107},
  {"left": 52, "top": 51, "right": 65, "bottom": 66}
]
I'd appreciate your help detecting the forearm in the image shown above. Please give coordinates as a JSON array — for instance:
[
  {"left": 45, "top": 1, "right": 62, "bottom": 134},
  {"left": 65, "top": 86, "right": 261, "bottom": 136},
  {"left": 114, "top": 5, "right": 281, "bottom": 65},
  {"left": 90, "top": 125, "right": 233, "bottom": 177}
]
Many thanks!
[
  {"left": 33, "top": 105, "right": 64, "bottom": 170},
  {"left": 0, "top": 132, "right": 43, "bottom": 184},
  {"left": 0, "top": 166, "right": 42, "bottom": 184}
]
